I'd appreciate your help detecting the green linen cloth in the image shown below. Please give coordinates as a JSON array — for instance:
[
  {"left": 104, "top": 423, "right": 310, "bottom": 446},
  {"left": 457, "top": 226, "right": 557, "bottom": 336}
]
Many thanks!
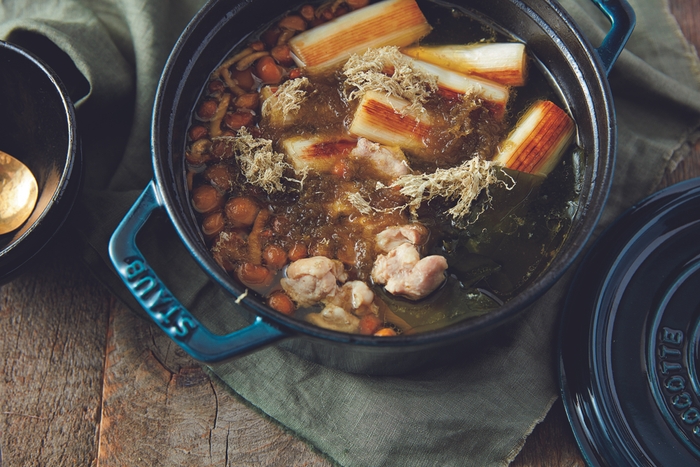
[{"left": 3, "top": 0, "right": 700, "bottom": 465}]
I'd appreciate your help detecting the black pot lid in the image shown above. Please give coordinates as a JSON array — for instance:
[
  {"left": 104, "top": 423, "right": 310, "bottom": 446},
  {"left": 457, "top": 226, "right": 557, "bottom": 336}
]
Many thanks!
[{"left": 559, "top": 177, "right": 700, "bottom": 466}]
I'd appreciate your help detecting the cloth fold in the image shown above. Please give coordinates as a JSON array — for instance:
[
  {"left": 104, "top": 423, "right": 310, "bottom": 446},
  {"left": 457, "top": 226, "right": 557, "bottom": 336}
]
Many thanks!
[{"left": 2, "top": 0, "right": 700, "bottom": 465}]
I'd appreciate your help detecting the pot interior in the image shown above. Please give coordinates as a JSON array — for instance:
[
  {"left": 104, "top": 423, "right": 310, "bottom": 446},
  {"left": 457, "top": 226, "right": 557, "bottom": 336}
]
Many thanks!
[{"left": 152, "top": 0, "right": 613, "bottom": 346}]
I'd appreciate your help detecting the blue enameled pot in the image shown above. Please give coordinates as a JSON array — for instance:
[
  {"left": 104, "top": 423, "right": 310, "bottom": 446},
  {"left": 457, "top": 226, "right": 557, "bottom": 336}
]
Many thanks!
[{"left": 109, "top": 0, "right": 634, "bottom": 375}]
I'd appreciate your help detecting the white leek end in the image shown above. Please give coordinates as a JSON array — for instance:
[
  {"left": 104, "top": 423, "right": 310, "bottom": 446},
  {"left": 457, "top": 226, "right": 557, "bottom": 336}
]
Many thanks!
[
  {"left": 281, "top": 136, "right": 357, "bottom": 174},
  {"left": 260, "top": 78, "right": 310, "bottom": 128},
  {"left": 407, "top": 57, "right": 510, "bottom": 119},
  {"left": 402, "top": 43, "right": 527, "bottom": 87},
  {"left": 492, "top": 100, "right": 575, "bottom": 176},
  {"left": 289, "top": 0, "right": 432, "bottom": 74},
  {"left": 348, "top": 90, "right": 431, "bottom": 154}
]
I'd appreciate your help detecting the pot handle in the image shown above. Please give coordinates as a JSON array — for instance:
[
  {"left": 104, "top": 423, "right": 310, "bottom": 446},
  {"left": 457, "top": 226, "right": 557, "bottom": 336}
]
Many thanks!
[
  {"left": 108, "top": 181, "right": 287, "bottom": 363},
  {"left": 590, "top": 0, "right": 636, "bottom": 75}
]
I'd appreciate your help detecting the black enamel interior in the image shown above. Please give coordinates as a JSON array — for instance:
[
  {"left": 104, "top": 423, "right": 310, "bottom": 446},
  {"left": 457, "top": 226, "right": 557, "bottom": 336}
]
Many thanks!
[{"left": 0, "top": 41, "right": 80, "bottom": 283}]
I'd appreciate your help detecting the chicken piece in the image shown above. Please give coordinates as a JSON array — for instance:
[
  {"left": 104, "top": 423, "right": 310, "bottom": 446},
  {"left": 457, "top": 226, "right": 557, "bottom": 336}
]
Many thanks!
[
  {"left": 349, "top": 137, "right": 411, "bottom": 182},
  {"left": 281, "top": 256, "right": 348, "bottom": 307},
  {"left": 306, "top": 304, "right": 361, "bottom": 334},
  {"left": 371, "top": 243, "right": 447, "bottom": 300},
  {"left": 375, "top": 223, "right": 429, "bottom": 253},
  {"left": 327, "top": 280, "right": 378, "bottom": 317},
  {"left": 344, "top": 281, "right": 375, "bottom": 311}
]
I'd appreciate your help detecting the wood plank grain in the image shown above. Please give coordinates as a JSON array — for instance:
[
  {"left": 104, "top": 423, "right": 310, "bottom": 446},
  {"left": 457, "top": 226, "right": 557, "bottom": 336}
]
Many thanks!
[
  {"left": 662, "top": 0, "right": 700, "bottom": 189},
  {"left": 510, "top": 401, "right": 585, "bottom": 467},
  {"left": 668, "top": 0, "right": 700, "bottom": 52},
  {"left": 96, "top": 300, "right": 332, "bottom": 466},
  {"left": 0, "top": 234, "right": 111, "bottom": 466}
]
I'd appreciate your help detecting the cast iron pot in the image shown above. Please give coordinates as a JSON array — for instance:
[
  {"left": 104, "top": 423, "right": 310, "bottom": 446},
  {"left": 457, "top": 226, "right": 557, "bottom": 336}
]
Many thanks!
[{"left": 109, "top": 0, "right": 634, "bottom": 375}]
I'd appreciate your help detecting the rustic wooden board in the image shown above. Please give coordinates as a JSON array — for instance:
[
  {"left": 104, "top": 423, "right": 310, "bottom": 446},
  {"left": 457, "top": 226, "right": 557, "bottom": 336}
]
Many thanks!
[
  {"left": 669, "top": 0, "right": 700, "bottom": 54},
  {"left": 0, "top": 237, "right": 110, "bottom": 466},
  {"left": 97, "top": 300, "right": 331, "bottom": 466}
]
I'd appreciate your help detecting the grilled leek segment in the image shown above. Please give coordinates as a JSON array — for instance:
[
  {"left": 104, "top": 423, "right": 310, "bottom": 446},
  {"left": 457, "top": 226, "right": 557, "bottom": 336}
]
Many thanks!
[
  {"left": 282, "top": 136, "right": 357, "bottom": 174},
  {"left": 408, "top": 57, "right": 509, "bottom": 118},
  {"left": 348, "top": 90, "right": 431, "bottom": 154},
  {"left": 402, "top": 43, "right": 527, "bottom": 87},
  {"left": 492, "top": 100, "right": 575, "bottom": 176},
  {"left": 289, "top": 0, "right": 432, "bottom": 74}
]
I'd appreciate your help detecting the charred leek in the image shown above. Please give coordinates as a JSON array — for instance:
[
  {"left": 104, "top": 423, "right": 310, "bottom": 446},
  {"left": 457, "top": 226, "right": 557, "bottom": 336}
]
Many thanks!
[
  {"left": 492, "top": 100, "right": 575, "bottom": 176},
  {"left": 281, "top": 136, "right": 357, "bottom": 174},
  {"left": 408, "top": 57, "right": 510, "bottom": 118},
  {"left": 402, "top": 43, "right": 527, "bottom": 87},
  {"left": 289, "top": 0, "right": 432, "bottom": 74},
  {"left": 348, "top": 90, "right": 431, "bottom": 154}
]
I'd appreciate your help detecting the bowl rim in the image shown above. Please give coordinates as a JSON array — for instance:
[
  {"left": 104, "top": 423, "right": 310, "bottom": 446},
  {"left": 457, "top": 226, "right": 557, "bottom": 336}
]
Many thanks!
[{"left": 0, "top": 40, "right": 80, "bottom": 264}]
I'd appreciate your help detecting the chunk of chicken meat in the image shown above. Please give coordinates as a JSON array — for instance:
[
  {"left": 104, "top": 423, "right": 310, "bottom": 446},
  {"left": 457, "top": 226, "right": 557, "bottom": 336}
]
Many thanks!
[
  {"left": 371, "top": 243, "right": 448, "bottom": 300},
  {"left": 301, "top": 279, "right": 379, "bottom": 332},
  {"left": 327, "top": 280, "right": 378, "bottom": 317},
  {"left": 349, "top": 137, "right": 410, "bottom": 182},
  {"left": 281, "top": 256, "right": 348, "bottom": 307},
  {"left": 306, "top": 304, "right": 361, "bottom": 334},
  {"left": 280, "top": 253, "right": 380, "bottom": 330},
  {"left": 375, "top": 223, "right": 429, "bottom": 253}
]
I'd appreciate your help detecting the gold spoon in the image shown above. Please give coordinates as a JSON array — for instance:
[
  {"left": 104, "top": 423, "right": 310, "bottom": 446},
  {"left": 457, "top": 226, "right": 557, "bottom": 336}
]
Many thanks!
[{"left": 0, "top": 150, "right": 38, "bottom": 235}]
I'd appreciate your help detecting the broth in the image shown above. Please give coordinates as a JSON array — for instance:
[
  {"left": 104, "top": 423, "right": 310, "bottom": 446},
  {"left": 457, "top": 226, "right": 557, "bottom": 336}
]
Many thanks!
[{"left": 184, "top": 0, "right": 581, "bottom": 336}]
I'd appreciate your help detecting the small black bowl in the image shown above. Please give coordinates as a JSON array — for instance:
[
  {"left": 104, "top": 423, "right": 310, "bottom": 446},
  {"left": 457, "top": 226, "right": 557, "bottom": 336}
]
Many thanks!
[{"left": 0, "top": 40, "right": 81, "bottom": 283}]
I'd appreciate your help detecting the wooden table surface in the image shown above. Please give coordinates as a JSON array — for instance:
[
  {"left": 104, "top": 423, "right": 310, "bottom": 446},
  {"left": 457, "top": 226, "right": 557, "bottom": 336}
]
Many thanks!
[{"left": 1, "top": 1, "right": 699, "bottom": 465}]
